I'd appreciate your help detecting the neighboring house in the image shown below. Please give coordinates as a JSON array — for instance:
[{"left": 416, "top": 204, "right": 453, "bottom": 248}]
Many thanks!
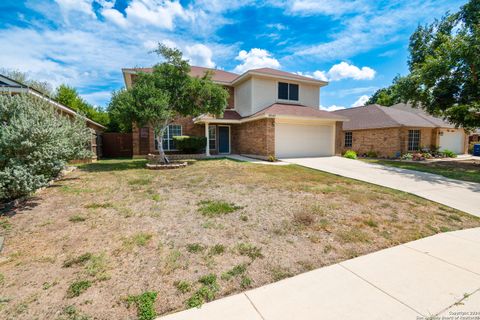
[
  {"left": 122, "top": 66, "right": 346, "bottom": 159},
  {"left": 334, "top": 103, "right": 468, "bottom": 157},
  {"left": 0, "top": 73, "right": 105, "bottom": 160}
]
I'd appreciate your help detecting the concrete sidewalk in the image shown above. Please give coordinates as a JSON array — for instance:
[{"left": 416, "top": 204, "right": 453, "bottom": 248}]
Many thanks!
[
  {"left": 158, "top": 228, "right": 480, "bottom": 320},
  {"left": 284, "top": 156, "right": 480, "bottom": 217}
]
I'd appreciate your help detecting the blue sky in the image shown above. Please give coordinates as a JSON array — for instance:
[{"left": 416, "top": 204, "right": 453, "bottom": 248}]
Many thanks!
[{"left": 0, "top": 0, "right": 466, "bottom": 110}]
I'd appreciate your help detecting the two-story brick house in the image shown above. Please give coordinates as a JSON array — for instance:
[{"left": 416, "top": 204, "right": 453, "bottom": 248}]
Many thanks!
[{"left": 122, "top": 66, "right": 346, "bottom": 159}]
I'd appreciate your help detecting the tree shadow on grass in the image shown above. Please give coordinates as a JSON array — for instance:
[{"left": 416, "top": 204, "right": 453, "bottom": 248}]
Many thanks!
[
  {"left": 1, "top": 196, "right": 42, "bottom": 217},
  {"left": 78, "top": 158, "right": 147, "bottom": 172}
]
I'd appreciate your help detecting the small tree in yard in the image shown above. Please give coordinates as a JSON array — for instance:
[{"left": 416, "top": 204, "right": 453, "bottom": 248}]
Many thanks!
[
  {"left": 108, "top": 44, "right": 229, "bottom": 163},
  {"left": 0, "top": 94, "right": 92, "bottom": 202}
]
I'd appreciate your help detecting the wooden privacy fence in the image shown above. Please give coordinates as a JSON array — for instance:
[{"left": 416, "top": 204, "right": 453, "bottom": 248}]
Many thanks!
[{"left": 102, "top": 133, "right": 133, "bottom": 158}]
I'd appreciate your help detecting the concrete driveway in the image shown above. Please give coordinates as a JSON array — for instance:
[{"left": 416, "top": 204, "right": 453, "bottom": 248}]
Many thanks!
[{"left": 283, "top": 156, "right": 480, "bottom": 217}]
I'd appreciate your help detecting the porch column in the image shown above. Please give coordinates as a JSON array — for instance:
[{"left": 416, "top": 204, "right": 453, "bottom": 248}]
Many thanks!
[{"left": 205, "top": 122, "right": 210, "bottom": 156}]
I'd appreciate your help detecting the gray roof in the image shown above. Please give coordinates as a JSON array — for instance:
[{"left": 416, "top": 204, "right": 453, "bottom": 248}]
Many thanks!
[{"left": 334, "top": 103, "right": 455, "bottom": 131}]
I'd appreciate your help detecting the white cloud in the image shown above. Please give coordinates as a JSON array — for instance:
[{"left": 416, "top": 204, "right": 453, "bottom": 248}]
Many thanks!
[
  {"left": 301, "top": 62, "right": 375, "bottom": 82},
  {"left": 325, "top": 86, "right": 377, "bottom": 98},
  {"left": 55, "top": 0, "right": 96, "bottom": 18},
  {"left": 293, "top": 0, "right": 459, "bottom": 61},
  {"left": 327, "top": 62, "right": 375, "bottom": 81},
  {"left": 290, "top": 0, "right": 368, "bottom": 16},
  {"left": 101, "top": 0, "right": 187, "bottom": 30},
  {"left": 184, "top": 44, "right": 215, "bottom": 68},
  {"left": 320, "top": 105, "right": 346, "bottom": 112},
  {"left": 312, "top": 70, "right": 328, "bottom": 81},
  {"left": 233, "top": 48, "right": 280, "bottom": 73},
  {"left": 133, "top": 1, "right": 185, "bottom": 29},
  {"left": 101, "top": 8, "right": 129, "bottom": 28},
  {"left": 351, "top": 95, "right": 370, "bottom": 107},
  {"left": 80, "top": 90, "right": 112, "bottom": 108}
]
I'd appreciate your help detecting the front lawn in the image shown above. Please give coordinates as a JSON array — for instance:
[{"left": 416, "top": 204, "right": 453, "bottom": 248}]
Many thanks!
[
  {"left": 1, "top": 158, "right": 479, "bottom": 319},
  {"left": 362, "top": 159, "right": 480, "bottom": 184}
]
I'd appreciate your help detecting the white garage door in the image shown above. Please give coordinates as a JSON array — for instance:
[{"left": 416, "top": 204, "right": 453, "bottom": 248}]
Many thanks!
[
  {"left": 439, "top": 131, "right": 464, "bottom": 154},
  {"left": 275, "top": 123, "right": 334, "bottom": 158}
]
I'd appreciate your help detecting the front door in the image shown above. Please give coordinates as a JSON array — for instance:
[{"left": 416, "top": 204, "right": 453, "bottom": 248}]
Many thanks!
[{"left": 218, "top": 126, "right": 230, "bottom": 154}]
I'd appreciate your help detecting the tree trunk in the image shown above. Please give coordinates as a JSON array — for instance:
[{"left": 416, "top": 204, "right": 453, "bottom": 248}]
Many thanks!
[{"left": 155, "top": 120, "right": 170, "bottom": 164}]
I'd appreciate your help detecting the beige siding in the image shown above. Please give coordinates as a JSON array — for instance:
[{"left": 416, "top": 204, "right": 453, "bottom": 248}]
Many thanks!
[
  {"left": 234, "top": 79, "right": 253, "bottom": 117},
  {"left": 251, "top": 77, "right": 277, "bottom": 114},
  {"left": 299, "top": 83, "right": 320, "bottom": 108},
  {"left": 250, "top": 76, "right": 321, "bottom": 114}
]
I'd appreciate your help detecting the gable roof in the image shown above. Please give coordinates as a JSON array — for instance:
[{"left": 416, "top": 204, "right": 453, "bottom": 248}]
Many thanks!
[
  {"left": 334, "top": 104, "right": 454, "bottom": 131},
  {"left": 122, "top": 65, "right": 328, "bottom": 87},
  {"left": 389, "top": 103, "right": 454, "bottom": 128},
  {"left": 249, "top": 103, "right": 346, "bottom": 120},
  {"left": 122, "top": 66, "right": 238, "bottom": 84},
  {"left": 195, "top": 103, "right": 346, "bottom": 123},
  {"left": 0, "top": 74, "right": 106, "bottom": 130}
]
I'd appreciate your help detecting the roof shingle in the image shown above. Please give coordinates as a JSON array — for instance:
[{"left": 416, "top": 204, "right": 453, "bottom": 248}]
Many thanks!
[
  {"left": 334, "top": 104, "right": 454, "bottom": 130},
  {"left": 249, "top": 103, "right": 346, "bottom": 120}
]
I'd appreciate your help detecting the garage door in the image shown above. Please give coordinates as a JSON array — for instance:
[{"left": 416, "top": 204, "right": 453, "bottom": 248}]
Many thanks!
[
  {"left": 439, "top": 131, "right": 464, "bottom": 154},
  {"left": 275, "top": 123, "right": 334, "bottom": 158}
]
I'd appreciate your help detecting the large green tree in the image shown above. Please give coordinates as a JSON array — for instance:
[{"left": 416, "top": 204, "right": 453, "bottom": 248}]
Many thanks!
[
  {"left": 108, "top": 44, "right": 228, "bottom": 163},
  {"left": 368, "top": 0, "right": 480, "bottom": 128},
  {"left": 366, "top": 75, "right": 405, "bottom": 106},
  {"left": 54, "top": 85, "right": 109, "bottom": 127}
]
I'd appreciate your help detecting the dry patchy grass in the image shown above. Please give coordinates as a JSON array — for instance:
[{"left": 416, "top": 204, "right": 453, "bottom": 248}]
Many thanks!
[{"left": 0, "top": 158, "right": 479, "bottom": 319}]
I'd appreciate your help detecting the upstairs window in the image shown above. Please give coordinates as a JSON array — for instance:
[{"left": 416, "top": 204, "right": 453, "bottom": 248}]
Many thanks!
[
  {"left": 344, "top": 132, "right": 352, "bottom": 148},
  {"left": 278, "top": 82, "right": 299, "bottom": 101}
]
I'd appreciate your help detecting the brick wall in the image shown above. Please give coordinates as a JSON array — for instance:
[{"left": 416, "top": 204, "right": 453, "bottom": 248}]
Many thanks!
[
  {"left": 232, "top": 118, "right": 275, "bottom": 157},
  {"left": 338, "top": 127, "right": 402, "bottom": 158},
  {"left": 337, "top": 126, "right": 438, "bottom": 158},
  {"left": 399, "top": 127, "right": 436, "bottom": 153},
  {"left": 335, "top": 121, "right": 343, "bottom": 155},
  {"left": 132, "top": 117, "right": 205, "bottom": 156}
]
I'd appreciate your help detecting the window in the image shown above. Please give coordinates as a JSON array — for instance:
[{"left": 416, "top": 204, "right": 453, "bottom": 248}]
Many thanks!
[
  {"left": 408, "top": 129, "right": 420, "bottom": 151},
  {"left": 344, "top": 131, "right": 352, "bottom": 148},
  {"left": 278, "top": 82, "right": 299, "bottom": 101},
  {"left": 155, "top": 124, "right": 182, "bottom": 150},
  {"left": 208, "top": 125, "right": 216, "bottom": 150}
]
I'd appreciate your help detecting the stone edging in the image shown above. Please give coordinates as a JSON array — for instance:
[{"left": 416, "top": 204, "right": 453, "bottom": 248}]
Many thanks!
[{"left": 146, "top": 162, "right": 188, "bottom": 170}]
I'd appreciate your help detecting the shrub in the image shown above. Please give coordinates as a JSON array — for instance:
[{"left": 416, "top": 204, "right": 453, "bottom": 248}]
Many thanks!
[
  {"left": 174, "top": 280, "right": 192, "bottom": 294},
  {"left": 441, "top": 149, "right": 457, "bottom": 158},
  {"left": 365, "top": 150, "right": 378, "bottom": 158},
  {"left": 401, "top": 153, "right": 413, "bottom": 160},
  {"left": 126, "top": 291, "right": 158, "bottom": 320},
  {"left": 221, "top": 264, "right": 247, "bottom": 280},
  {"left": 343, "top": 150, "right": 357, "bottom": 159},
  {"left": 267, "top": 155, "right": 277, "bottom": 162},
  {"left": 209, "top": 244, "right": 225, "bottom": 255},
  {"left": 0, "top": 94, "right": 92, "bottom": 202},
  {"left": 173, "top": 136, "right": 206, "bottom": 154},
  {"left": 422, "top": 152, "right": 433, "bottom": 159},
  {"left": 66, "top": 280, "right": 92, "bottom": 298},
  {"left": 186, "top": 243, "right": 205, "bottom": 253},
  {"left": 236, "top": 243, "right": 263, "bottom": 260}
]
